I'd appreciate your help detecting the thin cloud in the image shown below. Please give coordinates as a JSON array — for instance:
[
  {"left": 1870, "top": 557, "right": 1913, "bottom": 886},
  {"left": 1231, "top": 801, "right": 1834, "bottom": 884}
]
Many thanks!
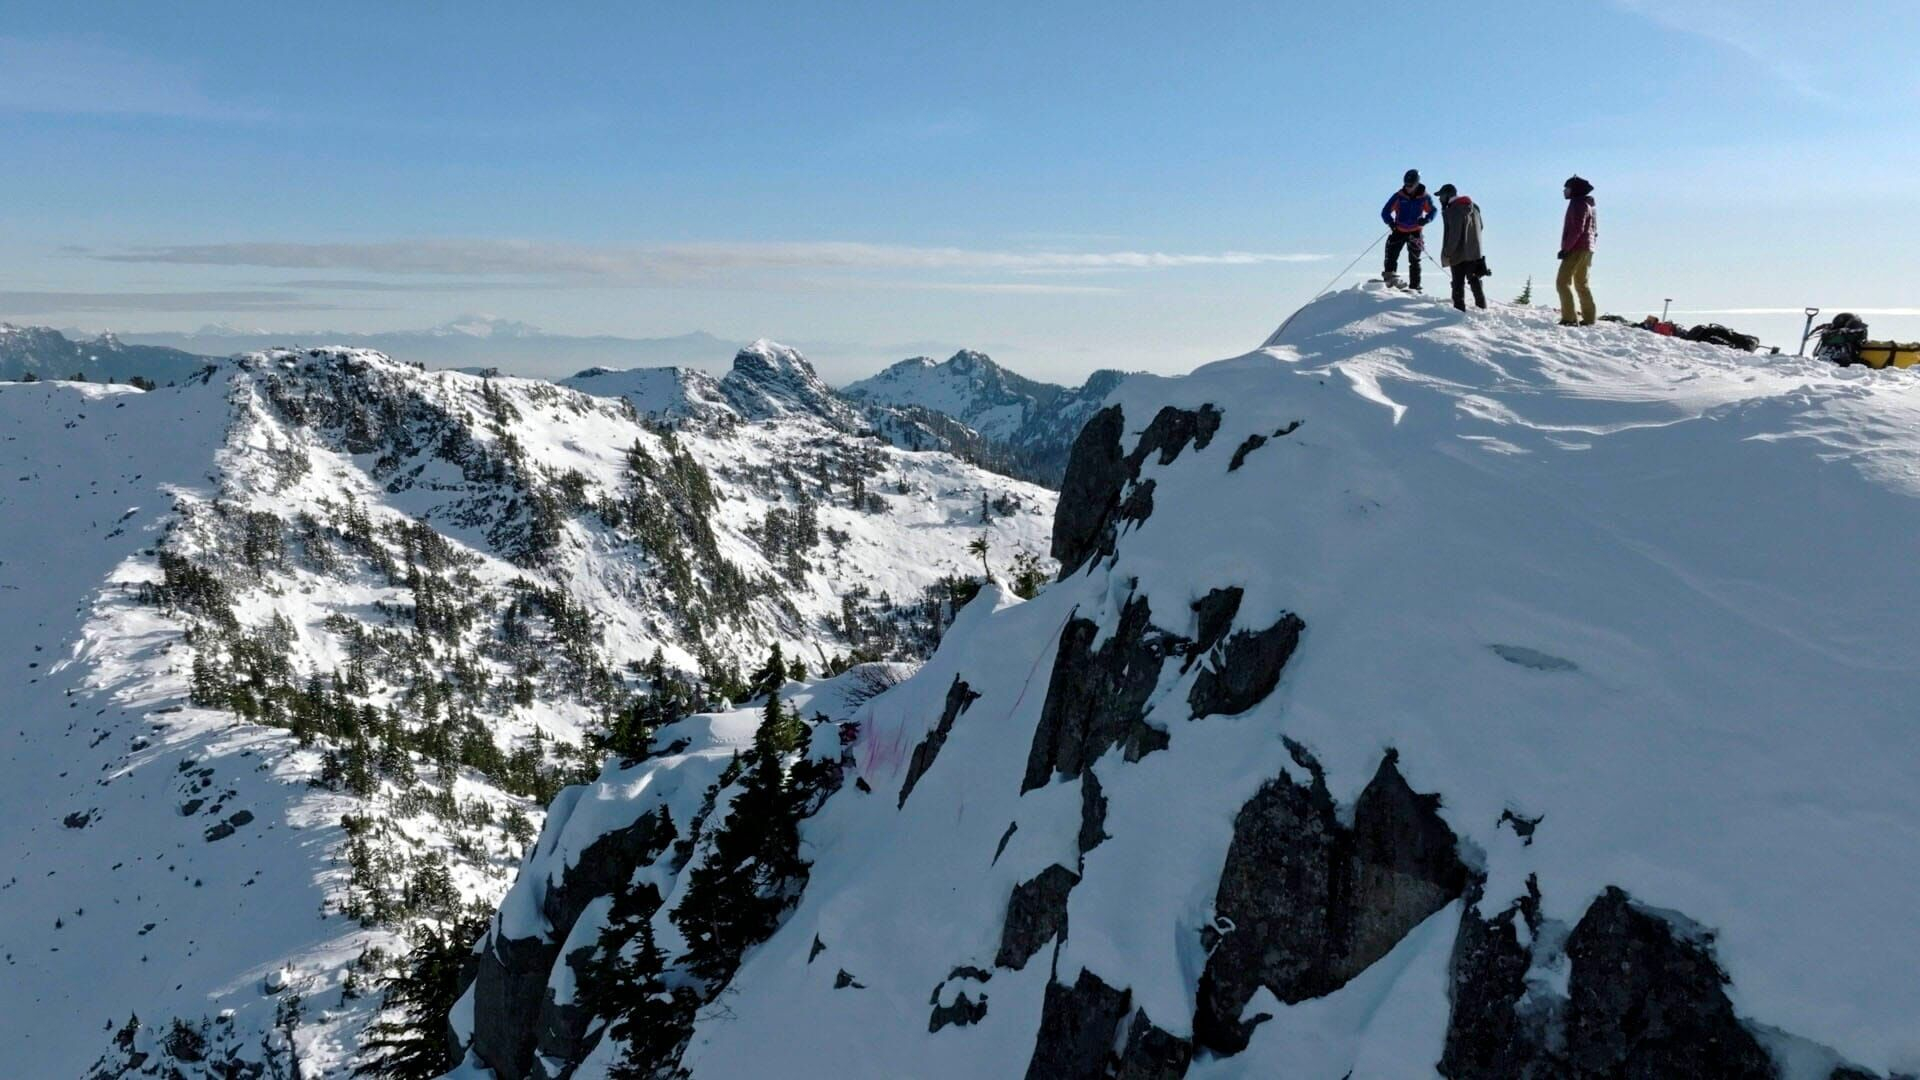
[
  {"left": 275, "top": 278, "right": 560, "bottom": 293},
  {"left": 98, "top": 239, "right": 1326, "bottom": 282},
  {"left": 0, "top": 290, "right": 344, "bottom": 314},
  {"left": 1608, "top": 1, "right": 1835, "bottom": 104},
  {"left": 0, "top": 36, "right": 256, "bottom": 119}
]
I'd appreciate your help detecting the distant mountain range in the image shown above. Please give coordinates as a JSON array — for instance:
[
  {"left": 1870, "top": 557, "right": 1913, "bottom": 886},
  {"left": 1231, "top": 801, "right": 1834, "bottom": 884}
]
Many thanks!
[
  {"left": 5, "top": 319, "right": 1128, "bottom": 488},
  {"left": 0, "top": 323, "right": 215, "bottom": 385},
  {"left": 845, "top": 350, "right": 1127, "bottom": 485},
  {"left": 111, "top": 317, "right": 739, "bottom": 379}
]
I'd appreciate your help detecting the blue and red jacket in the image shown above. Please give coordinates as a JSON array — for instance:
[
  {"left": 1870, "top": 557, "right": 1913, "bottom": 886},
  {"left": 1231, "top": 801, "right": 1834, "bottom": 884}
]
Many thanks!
[{"left": 1382, "top": 186, "right": 1436, "bottom": 232}]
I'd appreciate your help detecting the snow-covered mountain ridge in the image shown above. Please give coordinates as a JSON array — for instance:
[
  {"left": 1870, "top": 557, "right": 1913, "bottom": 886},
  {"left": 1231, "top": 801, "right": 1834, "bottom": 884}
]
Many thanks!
[
  {"left": 844, "top": 349, "right": 1128, "bottom": 485},
  {"left": 459, "top": 284, "right": 1920, "bottom": 1079},
  {"left": 0, "top": 348, "right": 1052, "bottom": 1077}
]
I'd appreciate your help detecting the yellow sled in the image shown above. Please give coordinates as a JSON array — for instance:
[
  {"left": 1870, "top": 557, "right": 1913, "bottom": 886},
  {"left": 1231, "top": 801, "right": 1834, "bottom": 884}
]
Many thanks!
[{"left": 1858, "top": 341, "right": 1920, "bottom": 369}]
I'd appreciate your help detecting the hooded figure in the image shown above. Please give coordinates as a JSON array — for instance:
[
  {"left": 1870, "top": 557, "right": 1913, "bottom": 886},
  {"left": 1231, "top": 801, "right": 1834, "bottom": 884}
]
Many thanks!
[
  {"left": 1381, "top": 169, "right": 1436, "bottom": 291},
  {"left": 1435, "top": 183, "right": 1488, "bottom": 311},
  {"left": 1557, "top": 175, "right": 1597, "bottom": 325}
]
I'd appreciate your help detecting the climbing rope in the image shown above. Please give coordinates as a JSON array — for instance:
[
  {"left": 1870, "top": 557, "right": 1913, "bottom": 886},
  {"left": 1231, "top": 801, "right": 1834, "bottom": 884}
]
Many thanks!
[{"left": 1271, "top": 232, "right": 1388, "bottom": 342}]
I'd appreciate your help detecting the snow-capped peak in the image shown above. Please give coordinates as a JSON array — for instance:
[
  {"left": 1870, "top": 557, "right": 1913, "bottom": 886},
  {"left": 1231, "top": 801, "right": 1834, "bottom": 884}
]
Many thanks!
[{"left": 432, "top": 313, "right": 545, "bottom": 339}]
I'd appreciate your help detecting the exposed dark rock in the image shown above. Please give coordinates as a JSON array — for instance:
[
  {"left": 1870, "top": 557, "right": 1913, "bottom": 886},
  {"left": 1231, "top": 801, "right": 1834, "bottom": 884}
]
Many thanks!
[
  {"left": 1498, "top": 808, "right": 1544, "bottom": 845},
  {"left": 63, "top": 810, "right": 92, "bottom": 829},
  {"left": 928, "top": 967, "right": 991, "bottom": 1032},
  {"left": 227, "top": 809, "right": 254, "bottom": 827},
  {"left": 1115, "top": 477, "right": 1155, "bottom": 533},
  {"left": 1227, "top": 433, "right": 1267, "bottom": 472},
  {"left": 1187, "top": 611, "right": 1305, "bottom": 719},
  {"left": 928, "top": 991, "right": 987, "bottom": 1032},
  {"left": 1443, "top": 880, "right": 1781, "bottom": 1080},
  {"left": 834, "top": 969, "right": 864, "bottom": 990},
  {"left": 178, "top": 798, "right": 204, "bottom": 817},
  {"left": 203, "top": 822, "right": 235, "bottom": 843},
  {"left": 1438, "top": 879, "right": 1553, "bottom": 1080},
  {"left": 1078, "top": 772, "right": 1108, "bottom": 858},
  {"left": 1022, "top": 969, "right": 1132, "bottom": 1080},
  {"left": 1115, "top": 1011, "right": 1194, "bottom": 1080},
  {"left": 1051, "top": 405, "right": 1129, "bottom": 578},
  {"left": 1194, "top": 754, "right": 1343, "bottom": 1053},
  {"left": 1563, "top": 887, "right": 1775, "bottom": 1079},
  {"left": 1185, "top": 587, "right": 1244, "bottom": 670},
  {"left": 992, "top": 821, "right": 1018, "bottom": 865},
  {"left": 1195, "top": 747, "right": 1466, "bottom": 1054},
  {"left": 1052, "top": 404, "right": 1222, "bottom": 580},
  {"left": 1346, "top": 750, "right": 1469, "bottom": 980},
  {"left": 466, "top": 807, "right": 674, "bottom": 1079},
  {"left": 996, "top": 863, "right": 1079, "bottom": 971},
  {"left": 1022, "top": 595, "right": 1184, "bottom": 792},
  {"left": 898, "top": 676, "right": 980, "bottom": 808},
  {"left": 1126, "top": 404, "right": 1222, "bottom": 470},
  {"left": 808, "top": 935, "right": 826, "bottom": 963}
]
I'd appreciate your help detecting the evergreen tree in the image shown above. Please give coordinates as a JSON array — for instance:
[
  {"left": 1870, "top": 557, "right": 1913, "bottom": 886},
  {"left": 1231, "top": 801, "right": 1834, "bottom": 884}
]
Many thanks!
[
  {"left": 967, "top": 533, "right": 991, "bottom": 580},
  {"left": 671, "top": 692, "right": 808, "bottom": 987},
  {"left": 352, "top": 913, "right": 487, "bottom": 1078},
  {"left": 1515, "top": 277, "right": 1533, "bottom": 306},
  {"left": 1009, "top": 550, "right": 1048, "bottom": 600},
  {"left": 593, "top": 884, "right": 691, "bottom": 1078},
  {"left": 748, "top": 643, "right": 787, "bottom": 699}
]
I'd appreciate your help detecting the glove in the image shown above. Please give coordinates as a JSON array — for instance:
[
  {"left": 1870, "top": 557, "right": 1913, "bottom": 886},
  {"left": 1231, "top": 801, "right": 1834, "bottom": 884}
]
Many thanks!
[
  {"left": 1557, "top": 251, "right": 1567, "bottom": 260},
  {"left": 1441, "top": 256, "right": 1451, "bottom": 268}
]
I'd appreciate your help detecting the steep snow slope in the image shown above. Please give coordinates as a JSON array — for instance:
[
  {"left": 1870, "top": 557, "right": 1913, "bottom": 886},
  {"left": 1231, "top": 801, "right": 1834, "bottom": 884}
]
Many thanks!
[
  {"left": 468, "top": 284, "right": 1920, "bottom": 1079},
  {"left": 0, "top": 351, "right": 1051, "bottom": 1077},
  {"left": 844, "top": 351, "right": 1128, "bottom": 485}
]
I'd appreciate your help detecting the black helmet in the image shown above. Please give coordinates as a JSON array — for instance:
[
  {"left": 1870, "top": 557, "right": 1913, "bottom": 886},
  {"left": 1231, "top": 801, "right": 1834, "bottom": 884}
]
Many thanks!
[
  {"left": 1404, "top": 169, "right": 1421, "bottom": 184},
  {"left": 1435, "top": 183, "right": 1457, "bottom": 202}
]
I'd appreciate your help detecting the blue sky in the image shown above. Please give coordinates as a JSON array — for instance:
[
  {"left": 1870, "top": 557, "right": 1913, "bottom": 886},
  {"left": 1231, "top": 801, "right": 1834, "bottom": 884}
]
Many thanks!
[{"left": 2, "top": 1, "right": 1916, "bottom": 382}]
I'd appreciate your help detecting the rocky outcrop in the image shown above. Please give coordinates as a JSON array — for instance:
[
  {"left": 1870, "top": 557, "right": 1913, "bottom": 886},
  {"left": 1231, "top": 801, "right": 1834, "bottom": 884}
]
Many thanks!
[
  {"left": 466, "top": 808, "right": 674, "bottom": 1080},
  {"left": 996, "top": 863, "right": 1080, "bottom": 971},
  {"left": 1195, "top": 746, "right": 1467, "bottom": 1053},
  {"left": 1078, "top": 771, "right": 1108, "bottom": 857},
  {"left": 898, "top": 675, "right": 980, "bottom": 808},
  {"left": 1051, "top": 405, "right": 1129, "bottom": 577},
  {"left": 1051, "top": 403, "right": 1222, "bottom": 579},
  {"left": 1441, "top": 881, "right": 1780, "bottom": 1079},
  {"left": 1438, "top": 880, "right": 1552, "bottom": 1080},
  {"left": 928, "top": 966, "right": 992, "bottom": 1032},
  {"left": 1021, "top": 595, "right": 1181, "bottom": 792},
  {"left": 1563, "top": 887, "right": 1775, "bottom": 1078},
  {"left": 1115, "top": 1012, "right": 1194, "bottom": 1079},
  {"left": 1187, "top": 612, "right": 1306, "bottom": 719},
  {"left": 1022, "top": 969, "right": 1133, "bottom": 1080}
]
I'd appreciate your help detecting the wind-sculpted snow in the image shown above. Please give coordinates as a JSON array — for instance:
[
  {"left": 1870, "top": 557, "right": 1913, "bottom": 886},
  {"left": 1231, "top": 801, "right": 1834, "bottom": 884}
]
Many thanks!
[{"left": 475, "top": 284, "right": 1920, "bottom": 1079}]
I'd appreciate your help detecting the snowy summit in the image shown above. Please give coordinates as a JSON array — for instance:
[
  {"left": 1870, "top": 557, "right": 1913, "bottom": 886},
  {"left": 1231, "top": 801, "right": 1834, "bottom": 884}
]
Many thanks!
[{"left": 452, "top": 284, "right": 1920, "bottom": 1080}]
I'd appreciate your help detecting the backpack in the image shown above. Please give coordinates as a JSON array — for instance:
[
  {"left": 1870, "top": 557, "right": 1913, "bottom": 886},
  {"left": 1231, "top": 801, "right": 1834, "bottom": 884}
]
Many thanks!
[
  {"left": 1814, "top": 313, "right": 1869, "bottom": 366},
  {"left": 1682, "top": 323, "right": 1760, "bottom": 352}
]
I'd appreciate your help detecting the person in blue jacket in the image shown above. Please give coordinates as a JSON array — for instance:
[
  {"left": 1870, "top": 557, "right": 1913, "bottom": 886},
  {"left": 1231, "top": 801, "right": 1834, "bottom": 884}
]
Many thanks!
[{"left": 1381, "top": 169, "right": 1437, "bottom": 291}]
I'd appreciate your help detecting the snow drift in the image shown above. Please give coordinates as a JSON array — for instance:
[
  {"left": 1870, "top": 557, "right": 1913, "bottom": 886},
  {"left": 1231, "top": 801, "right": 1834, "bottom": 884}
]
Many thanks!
[{"left": 461, "top": 284, "right": 1920, "bottom": 1079}]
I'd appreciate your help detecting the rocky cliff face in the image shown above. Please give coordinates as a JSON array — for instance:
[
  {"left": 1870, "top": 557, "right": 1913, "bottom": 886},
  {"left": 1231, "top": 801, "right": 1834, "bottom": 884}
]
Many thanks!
[{"left": 448, "top": 286, "right": 1920, "bottom": 1079}]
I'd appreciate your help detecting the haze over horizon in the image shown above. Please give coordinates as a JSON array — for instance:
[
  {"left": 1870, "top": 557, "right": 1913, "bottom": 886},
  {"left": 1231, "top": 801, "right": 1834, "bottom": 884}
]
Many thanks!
[{"left": 4, "top": 1, "right": 1918, "bottom": 380}]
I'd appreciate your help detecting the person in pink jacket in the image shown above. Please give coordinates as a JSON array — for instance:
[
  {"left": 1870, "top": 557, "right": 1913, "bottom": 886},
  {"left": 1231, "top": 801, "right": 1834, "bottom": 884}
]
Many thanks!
[{"left": 1556, "top": 175, "right": 1597, "bottom": 326}]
